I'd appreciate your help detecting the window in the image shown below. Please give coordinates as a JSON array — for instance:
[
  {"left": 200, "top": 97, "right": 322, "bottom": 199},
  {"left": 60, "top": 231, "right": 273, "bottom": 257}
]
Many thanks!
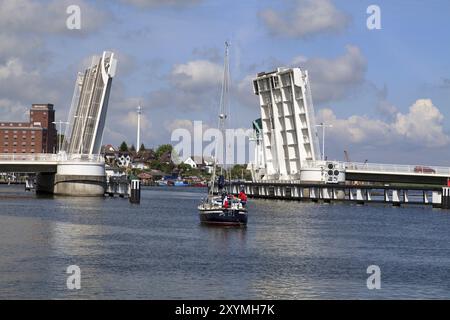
[
  {"left": 4, "top": 142, "right": 8, "bottom": 146},
  {"left": 253, "top": 80, "right": 259, "bottom": 94},
  {"left": 273, "top": 77, "right": 280, "bottom": 88}
]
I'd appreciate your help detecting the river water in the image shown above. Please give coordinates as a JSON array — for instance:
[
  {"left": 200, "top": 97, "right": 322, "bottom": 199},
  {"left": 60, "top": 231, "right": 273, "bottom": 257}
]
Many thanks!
[{"left": 0, "top": 184, "right": 450, "bottom": 299}]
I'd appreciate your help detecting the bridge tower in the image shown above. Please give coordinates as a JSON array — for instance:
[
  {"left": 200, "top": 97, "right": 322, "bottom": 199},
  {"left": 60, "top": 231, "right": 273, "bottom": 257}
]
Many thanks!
[
  {"left": 64, "top": 51, "right": 117, "bottom": 155},
  {"left": 36, "top": 51, "right": 117, "bottom": 196},
  {"left": 251, "top": 67, "right": 321, "bottom": 181}
]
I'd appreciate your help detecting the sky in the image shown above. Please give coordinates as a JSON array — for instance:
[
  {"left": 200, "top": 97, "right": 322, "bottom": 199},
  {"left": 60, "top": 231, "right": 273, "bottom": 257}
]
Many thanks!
[{"left": 1, "top": 0, "right": 450, "bottom": 165}]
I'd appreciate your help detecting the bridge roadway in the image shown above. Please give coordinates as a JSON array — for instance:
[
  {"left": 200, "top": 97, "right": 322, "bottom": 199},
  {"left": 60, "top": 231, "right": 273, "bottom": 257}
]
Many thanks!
[
  {"left": 1, "top": 155, "right": 449, "bottom": 185},
  {"left": 0, "top": 153, "right": 103, "bottom": 173},
  {"left": 343, "top": 162, "right": 450, "bottom": 185}
]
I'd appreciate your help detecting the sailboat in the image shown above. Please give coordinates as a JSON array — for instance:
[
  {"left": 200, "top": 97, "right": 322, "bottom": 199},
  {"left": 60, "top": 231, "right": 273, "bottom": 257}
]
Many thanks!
[{"left": 197, "top": 42, "right": 248, "bottom": 226}]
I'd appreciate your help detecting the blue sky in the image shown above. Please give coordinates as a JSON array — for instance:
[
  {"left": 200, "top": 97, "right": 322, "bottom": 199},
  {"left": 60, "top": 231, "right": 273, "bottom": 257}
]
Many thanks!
[{"left": 1, "top": 0, "right": 450, "bottom": 164}]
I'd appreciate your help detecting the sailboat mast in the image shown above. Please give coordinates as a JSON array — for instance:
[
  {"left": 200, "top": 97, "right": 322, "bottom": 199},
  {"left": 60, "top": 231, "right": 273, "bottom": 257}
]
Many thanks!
[
  {"left": 218, "top": 41, "right": 230, "bottom": 140},
  {"left": 209, "top": 41, "right": 231, "bottom": 196},
  {"left": 218, "top": 41, "right": 230, "bottom": 173}
]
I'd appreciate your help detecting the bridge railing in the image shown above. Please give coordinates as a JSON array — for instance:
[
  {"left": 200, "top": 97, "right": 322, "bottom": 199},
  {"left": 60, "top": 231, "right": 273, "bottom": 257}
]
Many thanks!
[
  {"left": 301, "top": 160, "right": 450, "bottom": 176},
  {"left": 0, "top": 153, "right": 104, "bottom": 163},
  {"left": 59, "top": 153, "right": 104, "bottom": 163},
  {"left": 343, "top": 162, "right": 450, "bottom": 176}
]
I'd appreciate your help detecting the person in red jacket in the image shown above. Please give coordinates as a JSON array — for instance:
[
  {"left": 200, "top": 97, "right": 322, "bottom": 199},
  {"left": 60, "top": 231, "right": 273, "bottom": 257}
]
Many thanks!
[
  {"left": 222, "top": 195, "right": 229, "bottom": 209},
  {"left": 238, "top": 189, "right": 247, "bottom": 207}
]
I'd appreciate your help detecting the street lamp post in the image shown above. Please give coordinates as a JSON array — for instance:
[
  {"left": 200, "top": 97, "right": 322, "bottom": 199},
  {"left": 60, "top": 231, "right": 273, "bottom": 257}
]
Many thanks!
[
  {"left": 316, "top": 122, "right": 333, "bottom": 161},
  {"left": 52, "top": 120, "right": 69, "bottom": 153}
]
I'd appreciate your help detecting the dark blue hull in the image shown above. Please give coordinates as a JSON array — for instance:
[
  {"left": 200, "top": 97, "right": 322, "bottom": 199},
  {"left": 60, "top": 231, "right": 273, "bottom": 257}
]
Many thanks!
[{"left": 199, "top": 208, "right": 247, "bottom": 226}]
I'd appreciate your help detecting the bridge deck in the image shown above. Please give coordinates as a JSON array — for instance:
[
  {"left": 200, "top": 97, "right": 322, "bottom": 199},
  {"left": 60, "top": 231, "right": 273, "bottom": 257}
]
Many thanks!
[
  {"left": 344, "top": 162, "right": 450, "bottom": 185},
  {"left": 0, "top": 153, "right": 103, "bottom": 173}
]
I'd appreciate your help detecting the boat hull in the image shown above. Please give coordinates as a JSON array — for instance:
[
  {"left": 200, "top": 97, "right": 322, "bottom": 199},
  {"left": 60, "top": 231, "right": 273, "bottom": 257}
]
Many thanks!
[{"left": 198, "top": 208, "right": 247, "bottom": 226}]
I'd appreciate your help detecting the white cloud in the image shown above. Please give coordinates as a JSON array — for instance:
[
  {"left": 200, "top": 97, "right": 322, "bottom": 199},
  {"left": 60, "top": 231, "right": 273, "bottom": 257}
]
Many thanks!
[
  {"left": 393, "top": 99, "right": 449, "bottom": 147},
  {"left": 260, "top": 0, "right": 350, "bottom": 38},
  {"left": 144, "top": 59, "right": 224, "bottom": 114},
  {"left": 170, "top": 60, "right": 223, "bottom": 91},
  {"left": 0, "top": 59, "right": 25, "bottom": 79},
  {"left": 318, "top": 108, "right": 392, "bottom": 145},
  {"left": 0, "top": 58, "right": 62, "bottom": 108},
  {"left": 164, "top": 119, "right": 195, "bottom": 133},
  {"left": 0, "top": 99, "right": 29, "bottom": 122},
  {"left": 104, "top": 102, "right": 153, "bottom": 147},
  {"left": 235, "top": 74, "right": 259, "bottom": 108},
  {"left": 0, "top": 0, "right": 112, "bottom": 123},
  {"left": 244, "top": 45, "right": 367, "bottom": 105},
  {"left": 292, "top": 45, "right": 367, "bottom": 103},
  {"left": 317, "top": 99, "right": 450, "bottom": 148},
  {"left": 119, "top": 0, "right": 202, "bottom": 8},
  {"left": 0, "top": 33, "right": 44, "bottom": 64},
  {"left": 0, "top": 0, "right": 109, "bottom": 34}
]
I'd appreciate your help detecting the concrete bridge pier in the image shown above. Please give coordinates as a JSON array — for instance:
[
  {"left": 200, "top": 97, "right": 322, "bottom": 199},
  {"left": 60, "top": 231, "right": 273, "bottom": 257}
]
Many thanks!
[{"left": 36, "top": 161, "right": 106, "bottom": 196}]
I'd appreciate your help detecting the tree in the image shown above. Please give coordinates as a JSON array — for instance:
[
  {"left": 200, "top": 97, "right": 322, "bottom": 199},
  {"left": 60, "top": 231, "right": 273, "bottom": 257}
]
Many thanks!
[
  {"left": 119, "top": 141, "right": 128, "bottom": 152},
  {"left": 155, "top": 144, "right": 173, "bottom": 159},
  {"left": 139, "top": 143, "right": 146, "bottom": 152},
  {"left": 178, "top": 163, "right": 192, "bottom": 173},
  {"left": 230, "top": 164, "right": 252, "bottom": 181},
  {"left": 130, "top": 144, "right": 136, "bottom": 152},
  {"left": 177, "top": 163, "right": 201, "bottom": 177}
]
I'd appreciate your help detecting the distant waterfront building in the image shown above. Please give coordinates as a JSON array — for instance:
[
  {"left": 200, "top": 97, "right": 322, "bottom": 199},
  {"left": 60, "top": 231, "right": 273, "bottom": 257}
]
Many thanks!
[
  {"left": 0, "top": 104, "right": 57, "bottom": 154},
  {"left": 183, "top": 156, "right": 214, "bottom": 174}
]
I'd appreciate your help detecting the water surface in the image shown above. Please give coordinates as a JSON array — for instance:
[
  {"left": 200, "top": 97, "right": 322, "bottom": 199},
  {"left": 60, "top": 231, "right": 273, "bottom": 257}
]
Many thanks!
[{"left": 1, "top": 184, "right": 450, "bottom": 299}]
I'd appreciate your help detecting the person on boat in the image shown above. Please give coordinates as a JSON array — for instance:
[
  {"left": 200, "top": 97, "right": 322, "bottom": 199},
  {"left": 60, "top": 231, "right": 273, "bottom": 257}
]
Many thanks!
[
  {"left": 238, "top": 189, "right": 247, "bottom": 207},
  {"left": 222, "top": 195, "right": 229, "bottom": 209}
]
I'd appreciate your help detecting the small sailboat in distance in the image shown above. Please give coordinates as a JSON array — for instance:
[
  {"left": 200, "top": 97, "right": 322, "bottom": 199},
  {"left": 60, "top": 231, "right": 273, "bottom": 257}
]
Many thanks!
[{"left": 198, "top": 41, "right": 248, "bottom": 226}]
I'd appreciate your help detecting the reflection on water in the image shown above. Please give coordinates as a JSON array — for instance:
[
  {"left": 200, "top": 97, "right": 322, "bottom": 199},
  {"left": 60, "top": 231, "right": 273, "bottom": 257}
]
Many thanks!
[{"left": 1, "top": 184, "right": 450, "bottom": 299}]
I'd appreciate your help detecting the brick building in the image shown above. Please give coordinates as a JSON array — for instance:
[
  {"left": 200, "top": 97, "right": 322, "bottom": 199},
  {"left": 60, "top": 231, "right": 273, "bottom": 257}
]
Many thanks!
[{"left": 0, "top": 104, "right": 57, "bottom": 154}]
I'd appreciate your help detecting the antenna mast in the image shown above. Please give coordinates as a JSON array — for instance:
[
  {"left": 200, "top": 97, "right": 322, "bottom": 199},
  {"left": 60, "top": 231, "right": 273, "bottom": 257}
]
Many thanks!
[{"left": 137, "top": 104, "right": 141, "bottom": 153}]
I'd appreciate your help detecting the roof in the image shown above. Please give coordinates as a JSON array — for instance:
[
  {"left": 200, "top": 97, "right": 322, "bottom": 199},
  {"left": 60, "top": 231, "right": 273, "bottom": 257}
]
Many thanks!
[
  {"left": 192, "top": 156, "right": 203, "bottom": 165},
  {"left": 101, "top": 144, "right": 117, "bottom": 153},
  {"left": 137, "top": 172, "right": 152, "bottom": 179},
  {"left": 159, "top": 150, "right": 172, "bottom": 163},
  {"left": 185, "top": 156, "right": 214, "bottom": 165}
]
